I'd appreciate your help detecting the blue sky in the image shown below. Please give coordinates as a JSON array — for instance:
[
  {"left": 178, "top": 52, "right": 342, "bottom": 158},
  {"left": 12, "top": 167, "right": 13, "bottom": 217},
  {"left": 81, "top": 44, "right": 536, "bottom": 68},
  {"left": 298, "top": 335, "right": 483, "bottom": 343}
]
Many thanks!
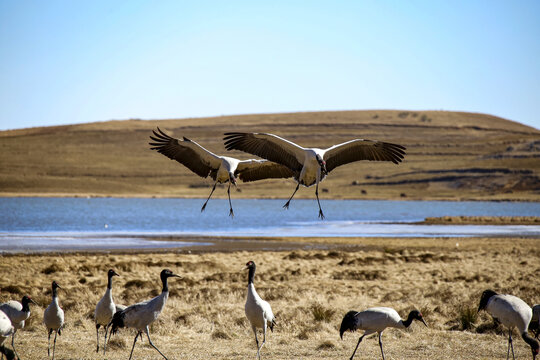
[{"left": 1, "top": 0, "right": 539, "bottom": 130}]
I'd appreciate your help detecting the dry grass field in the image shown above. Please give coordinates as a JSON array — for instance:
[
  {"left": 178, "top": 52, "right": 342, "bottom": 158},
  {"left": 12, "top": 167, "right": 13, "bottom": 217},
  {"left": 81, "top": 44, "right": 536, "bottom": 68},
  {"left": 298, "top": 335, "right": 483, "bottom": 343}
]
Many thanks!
[
  {"left": 0, "top": 236, "right": 538, "bottom": 359},
  {"left": 1, "top": 110, "right": 539, "bottom": 201}
]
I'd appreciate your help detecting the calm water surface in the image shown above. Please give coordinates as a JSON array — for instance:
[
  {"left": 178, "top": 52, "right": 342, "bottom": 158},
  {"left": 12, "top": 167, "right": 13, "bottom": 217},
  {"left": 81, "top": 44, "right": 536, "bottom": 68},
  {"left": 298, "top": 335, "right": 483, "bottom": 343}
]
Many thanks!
[{"left": 1, "top": 198, "right": 539, "bottom": 252}]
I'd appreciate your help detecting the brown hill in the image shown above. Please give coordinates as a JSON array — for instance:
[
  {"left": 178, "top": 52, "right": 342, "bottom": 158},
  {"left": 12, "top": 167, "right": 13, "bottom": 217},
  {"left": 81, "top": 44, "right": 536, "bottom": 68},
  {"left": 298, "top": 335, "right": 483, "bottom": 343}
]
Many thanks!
[{"left": 1, "top": 110, "right": 539, "bottom": 200}]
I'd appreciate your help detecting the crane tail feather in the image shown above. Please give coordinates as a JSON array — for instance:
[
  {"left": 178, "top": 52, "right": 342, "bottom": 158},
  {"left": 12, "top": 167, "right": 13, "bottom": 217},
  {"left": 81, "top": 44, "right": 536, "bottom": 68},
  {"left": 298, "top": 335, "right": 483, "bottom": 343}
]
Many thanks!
[{"left": 110, "top": 309, "right": 126, "bottom": 335}]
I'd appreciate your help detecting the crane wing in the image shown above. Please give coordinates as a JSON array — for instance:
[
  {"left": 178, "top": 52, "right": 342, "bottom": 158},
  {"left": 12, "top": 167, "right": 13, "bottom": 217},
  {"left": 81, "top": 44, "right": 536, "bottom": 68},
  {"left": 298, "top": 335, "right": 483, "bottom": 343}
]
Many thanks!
[
  {"left": 149, "top": 127, "right": 222, "bottom": 180},
  {"left": 236, "top": 159, "right": 295, "bottom": 182},
  {"left": 324, "top": 139, "right": 406, "bottom": 173},
  {"left": 223, "top": 132, "right": 304, "bottom": 172}
]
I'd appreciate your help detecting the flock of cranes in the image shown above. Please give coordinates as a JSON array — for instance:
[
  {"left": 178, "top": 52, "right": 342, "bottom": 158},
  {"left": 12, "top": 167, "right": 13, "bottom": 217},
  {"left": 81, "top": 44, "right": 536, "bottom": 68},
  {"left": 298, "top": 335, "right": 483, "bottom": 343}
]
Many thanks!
[
  {"left": 0, "top": 265, "right": 538, "bottom": 360},
  {"left": 150, "top": 128, "right": 406, "bottom": 219}
]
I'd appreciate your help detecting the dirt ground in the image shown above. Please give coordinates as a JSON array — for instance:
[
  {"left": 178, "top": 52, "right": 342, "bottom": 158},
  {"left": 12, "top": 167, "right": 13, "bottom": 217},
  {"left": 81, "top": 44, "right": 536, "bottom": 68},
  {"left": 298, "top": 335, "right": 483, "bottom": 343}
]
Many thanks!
[{"left": 0, "top": 236, "right": 538, "bottom": 359}]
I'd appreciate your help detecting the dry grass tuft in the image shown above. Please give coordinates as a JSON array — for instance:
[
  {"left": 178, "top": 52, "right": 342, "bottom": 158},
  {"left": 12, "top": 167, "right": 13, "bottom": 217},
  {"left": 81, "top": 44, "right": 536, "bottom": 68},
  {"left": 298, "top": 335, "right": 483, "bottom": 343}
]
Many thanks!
[
  {"left": 458, "top": 306, "right": 478, "bottom": 331},
  {"left": 212, "top": 330, "right": 232, "bottom": 340},
  {"left": 317, "top": 340, "right": 336, "bottom": 350},
  {"left": 1, "top": 284, "right": 22, "bottom": 295},
  {"left": 41, "top": 263, "right": 65, "bottom": 274},
  {"left": 311, "top": 303, "right": 336, "bottom": 322},
  {"left": 106, "top": 336, "right": 127, "bottom": 350}
]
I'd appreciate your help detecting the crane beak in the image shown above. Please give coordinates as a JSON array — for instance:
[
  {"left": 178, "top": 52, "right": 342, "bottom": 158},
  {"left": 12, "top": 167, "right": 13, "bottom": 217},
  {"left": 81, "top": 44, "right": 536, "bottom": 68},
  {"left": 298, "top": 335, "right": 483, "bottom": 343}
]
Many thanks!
[
  {"left": 421, "top": 318, "right": 428, "bottom": 327},
  {"left": 30, "top": 298, "right": 39, "bottom": 306},
  {"left": 113, "top": 271, "right": 120, "bottom": 277},
  {"left": 172, "top": 274, "right": 182, "bottom": 278}
]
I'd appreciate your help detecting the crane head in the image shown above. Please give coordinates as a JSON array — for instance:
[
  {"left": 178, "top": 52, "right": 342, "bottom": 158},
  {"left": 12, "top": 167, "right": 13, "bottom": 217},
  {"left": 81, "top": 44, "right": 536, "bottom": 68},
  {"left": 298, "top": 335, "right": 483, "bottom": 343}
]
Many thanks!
[
  {"left": 243, "top": 260, "right": 256, "bottom": 270},
  {"left": 160, "top": 269, "right": 181, "bottom": 280},
  {"left": 229, "top": 172, "right": 237, "bottom": 186},
  {"left": 478, "top": 289, "right": 498, "bottom": 312},
  {"left": 339, "top": 311, "right": 360, "bottom": 339},
  {"left": 316, "top": 154, "right": 327, "bottom": 175},
  {"left": 409, "top": 310, "right": 428, "bottom": 327},
  {"left": 108, "top": 269, "right": 120, "bottom": 278},
  {"left": 22, "top": 295, "right": 38, "bottom": 307}
]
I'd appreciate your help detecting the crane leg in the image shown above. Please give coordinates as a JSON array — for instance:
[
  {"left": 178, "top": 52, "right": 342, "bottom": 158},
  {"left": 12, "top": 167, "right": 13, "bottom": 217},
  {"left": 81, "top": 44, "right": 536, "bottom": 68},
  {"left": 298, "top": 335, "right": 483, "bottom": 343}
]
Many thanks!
[
  {"left": 315, "top": 182, "right": 325, "bottom": 219},
  {"left": 378, "top": 332, "right": 385, "bottom": 360},
  {"left": 103, "top": 324, "right": 110, "bottom": 355},
  {"left": 257, "top": 324, "right": 267, "bottom": 359},
  {"left": 252, "top": 326, "right": 260, "bottom": 360},
  {"left": 350, "top": 334, "right": 365, "bottom": 360},
  {"left": 145, "top": 327, "right": 168, "bottom": 360},
  {"left": 95, "top": 324, "right": 100, "bottom": 353},
  {"left": 201, "top": 182, "right": 217, "bottom": 212},
  {"left": 52, "top": 331, "right": 58, "bottom": 360},
  {"left": 507, "top": 329, "right": 515, "bottom": 360},
  {"left": 11, "top": 330, "right": 19, "bottom": 360},
  {"left": 283, "top": 183, "right": 300, "bottom": 209},
  {"left": 128, "top": 331, "right": 140, "bottom": 360},
  {"left": 47, "top": 329, "right": 52, "bottom": 357},
  {"left": 227, "top": 182, "right": 234, "bottom": 217}
]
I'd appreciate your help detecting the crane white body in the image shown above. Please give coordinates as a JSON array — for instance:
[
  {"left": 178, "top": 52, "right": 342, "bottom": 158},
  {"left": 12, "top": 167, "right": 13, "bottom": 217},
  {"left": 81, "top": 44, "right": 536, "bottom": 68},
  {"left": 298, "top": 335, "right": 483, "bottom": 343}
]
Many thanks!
[
  {"left": 0, "top": 301, "right": 30, "bottom": 331},
  {"left": 43, "top": 297, "right": 64, "bottom": 333},
  {"left": 121, "top": 292, "right": 169, "bottom": 331},
  {"left": 352, "top": 307, "right": 408, "bottom": 334},
  {"left": 95, "top": 288, "right": 115, "bottom": 327},
  {"left": 486, "top": 295, "right": 532, "bottom": 334},
  {"left": 0, "top": 310, "right": 14, "bottom": 345}
]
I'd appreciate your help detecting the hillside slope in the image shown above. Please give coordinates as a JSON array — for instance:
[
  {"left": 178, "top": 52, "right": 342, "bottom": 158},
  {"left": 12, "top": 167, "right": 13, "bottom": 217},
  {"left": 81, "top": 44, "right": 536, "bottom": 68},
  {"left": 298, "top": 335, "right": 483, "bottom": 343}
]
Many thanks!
[{"left": 1, "top": 110, "right": 539, "bottom": 200}]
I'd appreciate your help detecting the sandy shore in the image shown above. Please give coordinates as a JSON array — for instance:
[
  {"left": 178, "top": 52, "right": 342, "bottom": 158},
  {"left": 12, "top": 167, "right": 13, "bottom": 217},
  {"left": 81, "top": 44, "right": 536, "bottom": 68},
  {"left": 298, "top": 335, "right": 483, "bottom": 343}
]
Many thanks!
[{"left": 0, "top": 235, "right": 538, "bottom": 359}]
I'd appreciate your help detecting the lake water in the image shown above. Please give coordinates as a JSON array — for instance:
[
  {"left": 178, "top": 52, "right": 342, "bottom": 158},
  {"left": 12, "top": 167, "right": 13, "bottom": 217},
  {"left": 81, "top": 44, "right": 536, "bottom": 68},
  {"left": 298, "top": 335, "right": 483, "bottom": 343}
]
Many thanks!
[{"left": 1, "top": 198, "right": 539, "bottom": 252}]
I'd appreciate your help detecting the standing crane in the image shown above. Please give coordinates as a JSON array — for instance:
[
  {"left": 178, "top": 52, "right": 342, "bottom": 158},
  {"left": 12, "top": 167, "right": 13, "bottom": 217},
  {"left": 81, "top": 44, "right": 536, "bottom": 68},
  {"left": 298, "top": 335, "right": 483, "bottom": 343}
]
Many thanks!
[
  {"left": 224, "top": 132, "right": 405, "bottom": 219},
  {"left": 478, "top": 290, "right": 539, "bottom": 360},
  {"left": 95, "top": 269, "right": 119, "bottom": 354},
  {"left": 150, "top": 127, "right": 293, "bottom": 217},
  {"left": 110, "top": 269, "right": 180, "bottom": 360},
  {"left": 43, "top": 281, "right": 64, "bottom": 360},
  {"left": 339, "top": 307, "right": 427, "bottom": 360},
  {"left": 0, "top": 295, "right": 36, "bottom": 359},
  {"left": 244, "top": 261, "right": 276, "bottom": 360}
]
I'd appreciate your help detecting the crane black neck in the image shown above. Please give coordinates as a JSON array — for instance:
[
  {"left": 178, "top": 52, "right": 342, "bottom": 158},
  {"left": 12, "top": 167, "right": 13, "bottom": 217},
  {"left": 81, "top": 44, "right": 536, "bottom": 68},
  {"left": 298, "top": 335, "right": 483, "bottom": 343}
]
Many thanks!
[
  {"left": 161, "top": 272, "right": 169, "bottom": 293},
  {"left": 107, "top": 273, "right": 114, "bottom": 290},
  {"left": 521, "top": 332, "right": 539, "bottom": 355},
  {"left": 402, "top": 312, "right": 416, "bottom": 328},
  {"left": 247, "top": 265, "right": 256, "bottom": 285},
  {"left": 21, "top": 297, "right": 31, "bottom": 312}
]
